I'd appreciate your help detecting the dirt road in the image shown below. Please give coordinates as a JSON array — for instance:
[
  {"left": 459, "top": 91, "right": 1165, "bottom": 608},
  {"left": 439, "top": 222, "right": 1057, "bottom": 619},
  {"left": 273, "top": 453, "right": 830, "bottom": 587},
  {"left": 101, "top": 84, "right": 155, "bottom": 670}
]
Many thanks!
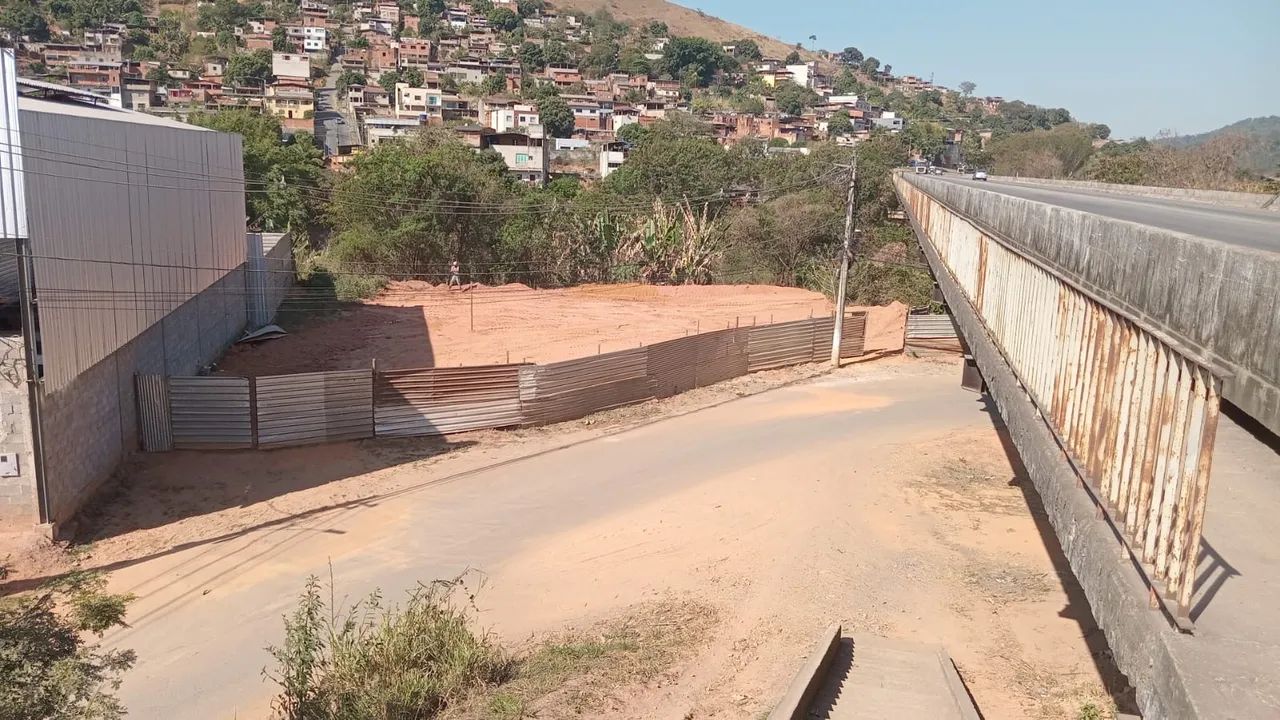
[
  {"left": 92, "top": 357, "right": 1121, "bottom": 719},
  {"left": 217, "top": 282, "right": 907, "bottom": 375}
]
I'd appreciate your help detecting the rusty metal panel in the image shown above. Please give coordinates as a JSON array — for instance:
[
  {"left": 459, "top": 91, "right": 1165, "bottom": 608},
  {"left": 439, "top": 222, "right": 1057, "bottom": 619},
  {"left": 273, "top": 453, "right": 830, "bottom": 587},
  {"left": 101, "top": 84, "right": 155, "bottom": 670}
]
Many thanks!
[
  {"left": 647, "top": 337, "right": 697, "bottom": 398},
  {"left": 375, "top": 364, "right": 523, "bottom": 437},
  {"left": 524, "top": 347, "right": 651, "bottom": 425},
  {"left": 746, "top": 319, "right": 818, "bottom": 371},
  {"left": 168, "top": 376, "right": 252, "bottom": 449},
  {"left": 694, "top": 328, "right": 749, "bottom": 388},
  {"left": 897, "top": 172, "right": 1224, "bottom": 619},
  {"left": 135, "top": 374, "right": 172, "bottom": 452},
  {"left": 840, "top": 312, "right": 868, "bottom": 358},
  {"left": 255, "top": 369, "right": 373, "bottom": 447},
  {"left": 906, "top": 314, "right": 958, "bottom": 340}
]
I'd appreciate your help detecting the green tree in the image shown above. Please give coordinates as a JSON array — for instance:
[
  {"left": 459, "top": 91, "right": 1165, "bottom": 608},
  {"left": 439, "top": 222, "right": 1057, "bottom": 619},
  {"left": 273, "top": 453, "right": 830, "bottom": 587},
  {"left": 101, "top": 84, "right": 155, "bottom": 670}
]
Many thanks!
[
  {"left": 378, "top": 69, "right": 403, "bottom": 95},
  {"left": 542, "top": 39, "right": 571, "bottom": 65},
  {"left": 271, "top": 25, "right": 288, "bottom": 51},
  {"left": 196, "top": 0, "right": 257, "bottom": 34},
  {"left": 732, "top": 38, "right": 761, "bottom": 61},
  {"left": 659, "top": 36, "right": 727, "bottom": 88},
  {"left": 515, "top": 0, "right": 543, "bottom": 18},
  {"left": 518, "top": 41, "right": 545, "bottom": 71},
  {"left": 479, "top": 70, "right": 506, "bottom": 96},
  {"left": 618, "top": 46, "right": 651, "bottom": 75},
  {"left": 152, "top": 10, "right": 189, "bottom": 59},
  {"left": 335, "top": 69, "right": 366, "bottom": 94},
  {"left": 604, "top": 118, "right": 737, "bottom": 205},
  {"left": 774, "top": 82, "right": 819, "bottom": 115},
  {"left": 838, "top": 46, "right": 863, "bottom": 65},
  {"left": 48, "top": 0, "right": 143, "bottom": 31},
  {"left": 1087, "top": 122, "right": 1111, "bottom": 140},
  {"left": 348, "top": 34, "right": 370, "bottom": 49},
  {"left": 401, "top": 67, "right": 424, "bottom": 86},
  {"left": 538, "top": 94, "right": 573, "bottom": 138},
  {"left": 580, "top": 36, "right": 619, "bottom": 77},
  {"left": 190, "top": 110, "right": 325, "bottom": 231},
  {"left": 327, "top": 129, "right": 514, "bottom": 280},
  {"left": 418, "top": 0, "right": 445, "bottom": 15},
  {"left": 644, "top": 20, "right": 667, "bottom": 36},
  {"left": 959, "top": 80, "right": 976, "bottom": 96},
  {"left": 0, "top": 564, "right": 136, "bottom": 720},
  {"left": 860, "top": 56, "right": 880, "bottom": 74},
  {"left": 0, "top": 0, "right": 50, "bottom": 41},
  {"left": 223, "top": 48, "right": 273, "bottom": 87},
  {"left": 828, "top": 110, "right": 853, "bottom": 136},
  {"left": 486, "top": 6, "right": 519, "bottom": 31},
  {"left": 902, "top": 119, "right": 948, "bottom": 161},
  {"left": 784, "top": 50, "right": 800, "bottom": 64}
]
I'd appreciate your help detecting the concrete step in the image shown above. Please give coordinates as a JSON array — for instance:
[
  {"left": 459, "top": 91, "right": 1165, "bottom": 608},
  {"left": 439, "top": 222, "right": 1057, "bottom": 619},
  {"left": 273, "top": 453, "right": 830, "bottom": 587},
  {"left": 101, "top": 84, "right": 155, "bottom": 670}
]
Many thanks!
[{"left": 808, "top": 635, "right": 980, "bottom": 720}]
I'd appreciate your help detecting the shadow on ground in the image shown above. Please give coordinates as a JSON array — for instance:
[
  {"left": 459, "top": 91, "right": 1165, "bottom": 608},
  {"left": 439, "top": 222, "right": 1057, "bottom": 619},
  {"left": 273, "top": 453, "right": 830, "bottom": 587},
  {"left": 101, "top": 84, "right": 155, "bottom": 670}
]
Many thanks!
[{"left": 978, "top": 394, "right": 1140, "bottom": 715}]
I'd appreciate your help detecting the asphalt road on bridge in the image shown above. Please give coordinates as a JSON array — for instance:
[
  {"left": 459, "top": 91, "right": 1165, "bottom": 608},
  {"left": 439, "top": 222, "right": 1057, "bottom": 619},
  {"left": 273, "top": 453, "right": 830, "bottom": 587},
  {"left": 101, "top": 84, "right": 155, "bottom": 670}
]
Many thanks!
[{"left": 930, "top": 174, "right": 1280, "bottom": 253}]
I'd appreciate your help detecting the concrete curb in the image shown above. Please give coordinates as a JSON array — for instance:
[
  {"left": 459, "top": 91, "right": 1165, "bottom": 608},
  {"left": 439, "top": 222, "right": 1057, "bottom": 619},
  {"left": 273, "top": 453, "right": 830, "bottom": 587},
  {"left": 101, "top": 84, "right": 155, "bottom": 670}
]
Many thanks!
[{"left": 768, "top": 623, "right": 841, "bottom": 720}]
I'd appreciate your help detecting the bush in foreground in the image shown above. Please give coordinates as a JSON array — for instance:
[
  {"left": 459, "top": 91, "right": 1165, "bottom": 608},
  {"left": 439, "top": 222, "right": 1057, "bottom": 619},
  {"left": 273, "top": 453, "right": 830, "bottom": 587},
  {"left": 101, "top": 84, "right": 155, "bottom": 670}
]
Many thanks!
[
  {"left": 0, "top": 563, "right": 136, "bottom": 720},
  {"left": 266, "top": 575, "right": 514, "bottom": 720}
]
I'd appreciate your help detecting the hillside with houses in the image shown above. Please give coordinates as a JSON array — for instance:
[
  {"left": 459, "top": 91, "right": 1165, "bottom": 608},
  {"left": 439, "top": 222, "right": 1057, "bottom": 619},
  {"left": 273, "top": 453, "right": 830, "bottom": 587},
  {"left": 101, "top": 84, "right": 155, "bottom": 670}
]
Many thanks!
[{"left": 4, "top": 0, "right": 1038, "bottom": 183}]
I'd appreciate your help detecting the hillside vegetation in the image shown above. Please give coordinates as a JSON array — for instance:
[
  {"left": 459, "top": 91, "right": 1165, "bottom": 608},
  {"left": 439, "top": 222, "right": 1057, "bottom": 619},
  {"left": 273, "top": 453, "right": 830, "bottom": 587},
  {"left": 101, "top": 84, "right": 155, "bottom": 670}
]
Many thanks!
[
  {"left": 1159, "top": 116, "right": 1280, "bottom": 176},
  {"left": 548, "top": 0, "right": 820, "bottom": 62}
]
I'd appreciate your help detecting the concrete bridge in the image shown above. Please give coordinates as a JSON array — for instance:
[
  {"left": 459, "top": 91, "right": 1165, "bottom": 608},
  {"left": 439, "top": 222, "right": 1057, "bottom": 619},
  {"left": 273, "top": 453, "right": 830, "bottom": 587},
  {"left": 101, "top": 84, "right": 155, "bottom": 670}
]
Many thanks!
[{"left": 896, "top": 173, "right": 1280, "bottom": 720}]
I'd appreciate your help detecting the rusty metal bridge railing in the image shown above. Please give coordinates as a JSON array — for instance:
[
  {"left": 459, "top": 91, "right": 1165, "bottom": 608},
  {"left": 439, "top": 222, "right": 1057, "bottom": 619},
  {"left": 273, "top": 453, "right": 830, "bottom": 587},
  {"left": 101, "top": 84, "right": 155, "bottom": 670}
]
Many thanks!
[{"left": 898, "top": 176, "right": 1220, "bottom": 619}]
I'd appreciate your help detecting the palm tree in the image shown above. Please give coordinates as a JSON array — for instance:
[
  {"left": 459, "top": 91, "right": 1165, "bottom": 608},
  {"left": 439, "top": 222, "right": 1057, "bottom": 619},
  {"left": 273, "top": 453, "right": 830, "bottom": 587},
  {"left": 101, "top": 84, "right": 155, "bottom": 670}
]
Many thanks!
[{"left": 808, "top": 34, "right": 817, "bottom": 50}]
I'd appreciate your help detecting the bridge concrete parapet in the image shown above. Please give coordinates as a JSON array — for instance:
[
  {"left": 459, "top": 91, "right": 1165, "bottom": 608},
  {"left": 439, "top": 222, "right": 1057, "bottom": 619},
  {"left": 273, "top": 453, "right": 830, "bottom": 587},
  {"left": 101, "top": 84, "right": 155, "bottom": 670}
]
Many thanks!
[
  {"left": 989, "top": 176, "right": 1280, "bottom": 212},
  {"left": 901, "top": 172, "right": 1280, "bottom": 436}
]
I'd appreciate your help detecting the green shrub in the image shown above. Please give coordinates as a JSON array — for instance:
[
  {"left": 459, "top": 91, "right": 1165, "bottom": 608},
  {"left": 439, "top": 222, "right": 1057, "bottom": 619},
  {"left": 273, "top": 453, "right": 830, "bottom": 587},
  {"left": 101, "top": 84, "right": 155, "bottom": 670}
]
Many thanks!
[
  {"left": 266, "top": 575, "right": 514, "bottom": 720},
  {"left": 0, "top": 564, "right": 136, "bottom": 720}
]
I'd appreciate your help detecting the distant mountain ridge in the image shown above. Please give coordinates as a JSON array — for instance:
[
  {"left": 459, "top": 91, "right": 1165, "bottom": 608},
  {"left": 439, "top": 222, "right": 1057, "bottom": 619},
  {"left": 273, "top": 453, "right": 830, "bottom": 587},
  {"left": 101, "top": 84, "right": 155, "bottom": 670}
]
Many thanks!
[{"left": 1160, "top": 116, "right": 1280, "bottom": 176}]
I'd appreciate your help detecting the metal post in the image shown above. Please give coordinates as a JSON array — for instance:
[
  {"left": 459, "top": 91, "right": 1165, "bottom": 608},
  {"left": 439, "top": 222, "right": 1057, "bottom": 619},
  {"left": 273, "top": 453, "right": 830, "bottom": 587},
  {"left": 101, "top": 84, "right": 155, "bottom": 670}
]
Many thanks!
[
  {"left": 470, "top": 290, "right": 474, "bottom": 331},
  {"left": 831, "top": 151, "right": 858, "bottom": 367}
]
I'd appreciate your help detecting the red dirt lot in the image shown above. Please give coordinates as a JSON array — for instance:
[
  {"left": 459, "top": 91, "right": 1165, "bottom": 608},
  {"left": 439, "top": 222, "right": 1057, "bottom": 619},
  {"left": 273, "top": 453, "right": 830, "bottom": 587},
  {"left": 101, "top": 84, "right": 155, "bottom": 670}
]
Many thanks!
[{"left": 217, "top": 282, "right": 907, "bottom": 376}]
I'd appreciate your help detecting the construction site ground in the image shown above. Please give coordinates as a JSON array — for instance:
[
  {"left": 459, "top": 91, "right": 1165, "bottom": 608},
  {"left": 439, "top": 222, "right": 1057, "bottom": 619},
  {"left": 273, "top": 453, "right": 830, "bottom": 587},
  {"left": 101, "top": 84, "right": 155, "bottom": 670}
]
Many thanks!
[
  {"left": 216, "top": 282, "right": 908, "bottom": 375},
  {"left": 2, "top": 356, "right": 1133, "bottom": 720}
]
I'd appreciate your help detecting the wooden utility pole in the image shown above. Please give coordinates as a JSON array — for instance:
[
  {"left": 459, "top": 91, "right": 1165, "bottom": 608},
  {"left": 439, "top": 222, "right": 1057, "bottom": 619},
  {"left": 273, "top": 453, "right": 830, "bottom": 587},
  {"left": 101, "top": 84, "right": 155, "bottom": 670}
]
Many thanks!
[{"left": 830, "top": 151, "right": 859, "bottom": 366}]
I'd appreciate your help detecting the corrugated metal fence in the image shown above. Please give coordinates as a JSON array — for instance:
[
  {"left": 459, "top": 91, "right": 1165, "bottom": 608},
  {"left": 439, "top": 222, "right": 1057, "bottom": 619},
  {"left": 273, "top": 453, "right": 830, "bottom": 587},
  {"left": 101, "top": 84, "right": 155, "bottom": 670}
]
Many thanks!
[
  {"left": 906, "top": 314, "right": 959, "bottom": 341},
  {"left": 136, "top": 312, "right": 868, "bottom": 452}
]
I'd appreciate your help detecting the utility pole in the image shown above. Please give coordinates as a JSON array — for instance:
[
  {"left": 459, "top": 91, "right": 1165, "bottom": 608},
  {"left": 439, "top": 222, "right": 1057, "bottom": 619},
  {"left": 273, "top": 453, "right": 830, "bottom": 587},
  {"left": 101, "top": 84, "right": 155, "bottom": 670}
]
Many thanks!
[{"left": 830, "top": 149, "right": 858, "bottom": 367}]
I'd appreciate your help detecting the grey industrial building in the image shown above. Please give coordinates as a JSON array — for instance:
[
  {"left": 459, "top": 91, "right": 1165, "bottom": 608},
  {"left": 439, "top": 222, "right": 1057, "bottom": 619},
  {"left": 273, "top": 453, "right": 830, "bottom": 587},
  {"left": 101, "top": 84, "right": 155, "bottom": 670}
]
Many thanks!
[{"left": 0, "top": 51, "right": 283, "bottom": 534}]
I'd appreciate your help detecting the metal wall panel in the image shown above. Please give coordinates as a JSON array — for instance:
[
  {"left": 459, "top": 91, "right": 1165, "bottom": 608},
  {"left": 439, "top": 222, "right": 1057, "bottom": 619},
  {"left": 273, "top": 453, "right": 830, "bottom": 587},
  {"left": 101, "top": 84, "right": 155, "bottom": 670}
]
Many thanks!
[
  {"left": 246, "top": 231, "right": 294, "bottom": 328},
  {"left": 839, "top": 312, "right": 868, "bottom": 358},
  {"left": 906, "top": 314, "right": 959, "bottom": 340},
  {"left": 375, "top": 364, "right": 523, "bottom": 437},
  {"left": 19, "top": 101, "right": 246, "bottom": 391},
  {"left": 524, "top": 348, "right": 652, "bottom": 425},
  {"left": 746, "top": 319, "right": 819, "bottom": 371},
  {"left": 168, "top": 376, "right": 252, "bottom": 449},
  {"left": 646, "top": 337, "right": 697, "bottom": 398},
  {"left": 694, "top": 328, "right": 749, "bottom": 388},
  {"left": 0, "top": 52, "right": 23, "bottom": 304},
  {"left": 135, "top": 373, "right": 171, "bottom": 451},
  {"left": 256, "top": 369, "right": 373, "bottom": 447}
]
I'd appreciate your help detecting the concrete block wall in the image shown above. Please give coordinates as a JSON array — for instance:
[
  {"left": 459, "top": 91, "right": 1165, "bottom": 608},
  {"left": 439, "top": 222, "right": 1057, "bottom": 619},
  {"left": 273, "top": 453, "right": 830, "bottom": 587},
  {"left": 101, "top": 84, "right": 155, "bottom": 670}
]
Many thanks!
[
  {"left": 0, "top": 334, "right": 38, "bottom": 528},
  {"left": 903, "top": 172, "right": 1280, "bottom": 436},
  {"left": 35, "top": 268, "right": 248, "bottom": 528}
]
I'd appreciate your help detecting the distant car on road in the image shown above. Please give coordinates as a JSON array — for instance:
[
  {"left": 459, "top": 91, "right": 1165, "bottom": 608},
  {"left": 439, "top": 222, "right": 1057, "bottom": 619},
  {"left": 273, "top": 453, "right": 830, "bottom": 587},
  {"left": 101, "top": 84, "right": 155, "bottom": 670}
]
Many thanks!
[
  {"left": 931, "top": 167, "right": 944, "bottom": 175},
  {"left": 972, "top": 170, "right": 988, "bottom": 181}
]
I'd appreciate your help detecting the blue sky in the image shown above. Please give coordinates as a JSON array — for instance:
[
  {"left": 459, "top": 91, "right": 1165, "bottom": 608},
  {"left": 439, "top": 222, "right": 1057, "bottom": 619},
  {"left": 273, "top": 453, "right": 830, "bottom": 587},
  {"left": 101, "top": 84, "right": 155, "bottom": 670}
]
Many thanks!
[{"left": 672, "top": 0, "right": 1279, "bottom": 138}]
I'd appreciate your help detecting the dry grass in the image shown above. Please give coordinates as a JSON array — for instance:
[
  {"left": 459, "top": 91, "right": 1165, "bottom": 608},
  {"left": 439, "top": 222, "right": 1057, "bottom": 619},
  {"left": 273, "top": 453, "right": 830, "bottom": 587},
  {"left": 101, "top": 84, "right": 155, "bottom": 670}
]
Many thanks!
[
  {"left": 909, "top": 457, "right": 1028, "bottom": 516},
  {"left": 548, "top": 0, "right": 823, "bottom": 62},
  {"left": 448, "top": 598, "right": 718, "bottom": 719}
]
